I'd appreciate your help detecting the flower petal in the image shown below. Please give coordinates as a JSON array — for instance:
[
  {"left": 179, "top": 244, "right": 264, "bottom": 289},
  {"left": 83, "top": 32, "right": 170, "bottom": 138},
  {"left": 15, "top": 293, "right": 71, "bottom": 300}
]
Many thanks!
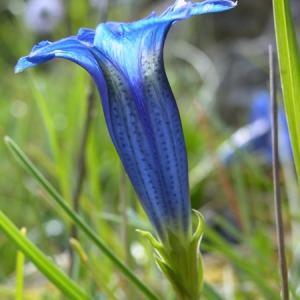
[
  {"left": 90, "top": 20, "right": 192, "bottom": 239},
  {"left": 15, "top": 36, "right": 95, "bottom": 73},
  {"left": 14, "top": 32, "right": 117, "bottom": 145}
]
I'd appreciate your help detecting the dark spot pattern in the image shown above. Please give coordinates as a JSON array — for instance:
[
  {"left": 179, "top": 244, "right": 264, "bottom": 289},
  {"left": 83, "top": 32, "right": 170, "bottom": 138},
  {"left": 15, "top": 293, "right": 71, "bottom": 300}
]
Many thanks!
[
  {"left": 92, "top": 23, "right": 191, "bottom": 241},
  {"left": 98, "top": 58, "right": 171, "bottom": 238},
  {"left": 140, "top": 44, "right": 190, "bottom": 234}
]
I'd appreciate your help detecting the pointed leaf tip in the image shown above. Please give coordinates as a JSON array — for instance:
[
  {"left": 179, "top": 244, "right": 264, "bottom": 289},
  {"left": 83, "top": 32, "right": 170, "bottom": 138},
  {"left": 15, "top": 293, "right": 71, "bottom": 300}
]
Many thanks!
[
  {"left": 192, "top": 209, "right": 205, "bottom": 242},
  {"left": 136, "top": 229, "right": 163, "bottom": 250},
  {"left": 14, "top": 64, "right": 23, "bottom": 74}
]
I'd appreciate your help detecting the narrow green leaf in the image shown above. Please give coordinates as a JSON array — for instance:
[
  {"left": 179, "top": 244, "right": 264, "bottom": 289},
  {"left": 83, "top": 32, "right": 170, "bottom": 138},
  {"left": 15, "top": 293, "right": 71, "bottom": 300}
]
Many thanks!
[
  {"left": 16, "top": 227, "right": 26, "bottom": 300},
  {"left": 4, "top": 136, "right": 159, "bottom": 300},
  {"left": 202, "top": 282, "right": 224, "bottom": 300},
  {"left": 0, "top": 212, "right": 90, "bottom": 300},
  {"left": 273, "top": 0, "right": 300, "bottom": 180},
  {"left": 202, "top": 227, "right": 281, "bottom": 300},
  {"left": 26, "top": 73, "right": 71, "bottom": 202}
]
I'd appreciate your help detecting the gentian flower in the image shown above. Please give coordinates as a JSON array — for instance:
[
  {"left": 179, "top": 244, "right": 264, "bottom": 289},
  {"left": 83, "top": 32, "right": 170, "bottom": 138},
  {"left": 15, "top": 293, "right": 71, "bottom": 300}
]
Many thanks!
[
  {"left": 217, "top": 91, "right": 293, "bottom": 166},
  {"left": 24, "top": 0, "right": 64, "bottom": 34},
  {"left": 191, "top": 91, "right": 293, "bottom": 192},
  {"left": 15, "top": 1, "right": 236, "bottom": 298},
  {"left": 248, "top": 91, "right": 293, "bottom": 164}
]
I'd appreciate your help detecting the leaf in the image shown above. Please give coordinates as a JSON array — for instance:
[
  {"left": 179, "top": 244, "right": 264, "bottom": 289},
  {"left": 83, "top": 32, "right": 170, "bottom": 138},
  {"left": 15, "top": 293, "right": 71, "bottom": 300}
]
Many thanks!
[
  {"left": 0, "top": 212, "right": 91, "bottom": 300},
  {"left": 273, "top": 0, "right": 300, "bottom": 181}
]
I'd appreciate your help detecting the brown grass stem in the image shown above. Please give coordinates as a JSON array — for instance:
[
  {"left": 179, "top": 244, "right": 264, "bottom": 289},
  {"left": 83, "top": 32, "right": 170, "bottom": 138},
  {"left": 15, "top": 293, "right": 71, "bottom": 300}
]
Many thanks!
[{"left": 269, "top": 45, "right": 289, "bottom": 300}]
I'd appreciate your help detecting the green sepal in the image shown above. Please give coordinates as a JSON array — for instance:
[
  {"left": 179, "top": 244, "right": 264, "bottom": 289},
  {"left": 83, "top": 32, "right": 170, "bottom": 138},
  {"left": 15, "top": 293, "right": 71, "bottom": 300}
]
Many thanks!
[
  {"left": 136, "top": 229, "right": 164, "bottom": 251},
  {"left": 154, "top": 255, "right": 185, "bottom": 298},
  {"left": 137, "top": 211, "right": 205, "bottom": 300},
  {"left": 192, "top": 210, "right": 205, "bottom": 244}
]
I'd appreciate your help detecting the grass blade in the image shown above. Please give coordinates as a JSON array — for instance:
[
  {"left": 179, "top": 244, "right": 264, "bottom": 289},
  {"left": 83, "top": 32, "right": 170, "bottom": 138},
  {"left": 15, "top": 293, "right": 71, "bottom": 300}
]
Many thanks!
[
  {"left": 272, "top": 0, "right": 300, "bottom": 180},
  {"left": 0, "top": 212, "right": 91, "bottom": 300},
  {"left": 4, "top": 136, "right": 159, "bottom": 300},
  {"left": 15, "top": 227, "right": 26, "bottom": 300},
  {"left": 202, "top": 281, "right": 224, "bottom": 300},
  {"left": 202, "top": 227, "right": 281, "bottom": 300}
]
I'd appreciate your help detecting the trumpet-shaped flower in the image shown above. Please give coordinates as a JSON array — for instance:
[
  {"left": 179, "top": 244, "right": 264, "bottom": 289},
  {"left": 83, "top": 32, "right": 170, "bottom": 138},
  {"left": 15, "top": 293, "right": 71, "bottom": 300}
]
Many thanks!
[{"left": 16, "top": 1, "right": 236, "bottom": 298}]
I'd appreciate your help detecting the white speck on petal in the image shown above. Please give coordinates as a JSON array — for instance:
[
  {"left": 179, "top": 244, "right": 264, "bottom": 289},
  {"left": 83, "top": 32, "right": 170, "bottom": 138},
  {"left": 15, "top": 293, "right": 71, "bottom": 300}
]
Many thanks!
[{"left": 174, "top": 0, "right": 188, "bottom": 9}]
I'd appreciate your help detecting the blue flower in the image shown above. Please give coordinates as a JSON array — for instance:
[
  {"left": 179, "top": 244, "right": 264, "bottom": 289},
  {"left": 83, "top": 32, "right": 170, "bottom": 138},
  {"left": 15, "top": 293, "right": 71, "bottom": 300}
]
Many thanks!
[
  {"left": 24, "top": 0, "right": 64, "bottom": 34},
  {"left": 15, "top": 0, "right": 236, "bottom": 243},
  {"left": 218, "top": 91, "right": 293, "bottom": 166},
  {"left": 248, "top": 91, "right": 293, "bottom": 164}
]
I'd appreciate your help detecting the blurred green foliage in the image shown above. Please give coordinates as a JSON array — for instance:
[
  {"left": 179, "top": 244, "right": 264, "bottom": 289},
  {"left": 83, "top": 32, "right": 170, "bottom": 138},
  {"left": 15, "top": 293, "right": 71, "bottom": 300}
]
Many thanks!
[{"left": 0, "top": 0, "right": 299, "bottom": 299}]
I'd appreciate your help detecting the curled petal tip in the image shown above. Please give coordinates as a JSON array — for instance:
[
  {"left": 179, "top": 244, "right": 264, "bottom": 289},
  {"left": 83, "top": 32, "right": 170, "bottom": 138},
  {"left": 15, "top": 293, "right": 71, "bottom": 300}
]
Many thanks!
[
  {"left": 15, "top": 56, "right": 40, "bottom": 73},
  {"left": 203, "top": 0, "right": 238, "bottom": 8},
  {"left": 32, "top": 41, "right": 52, "bottom": 52},
  {"left": 14, "top": 58, "right": 26, "bottom": 73},
  {"left": 231, "top": 0, "right": 238, "bottom": 6},
  {"left": 14, "top": 66, "right": 22, "bottom": 74},
  {"left": 226, "top": 0, "right": 238, "bottom": 8}
]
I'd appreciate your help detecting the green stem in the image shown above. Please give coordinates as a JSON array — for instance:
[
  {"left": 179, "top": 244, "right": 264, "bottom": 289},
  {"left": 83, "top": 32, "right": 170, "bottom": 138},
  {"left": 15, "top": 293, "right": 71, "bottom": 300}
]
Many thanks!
[
  {"left": 15, "top": 228, "right": 26, "bottom": 300},
  {"left": 166, "top": 215, "right": 204, "bottom": 300},
  {"left": 168, "top": 241, "right": 203, "bottom": 300},
  {"left": 140, "top": 211, "right": 204, "bottom": 300}
]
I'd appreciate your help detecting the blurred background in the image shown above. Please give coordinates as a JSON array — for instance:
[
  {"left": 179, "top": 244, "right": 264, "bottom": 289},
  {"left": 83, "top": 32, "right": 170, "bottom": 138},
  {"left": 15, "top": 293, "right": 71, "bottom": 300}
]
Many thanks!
[{"left": 1, "top": 0, "right": 300, "bottom": 299}]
